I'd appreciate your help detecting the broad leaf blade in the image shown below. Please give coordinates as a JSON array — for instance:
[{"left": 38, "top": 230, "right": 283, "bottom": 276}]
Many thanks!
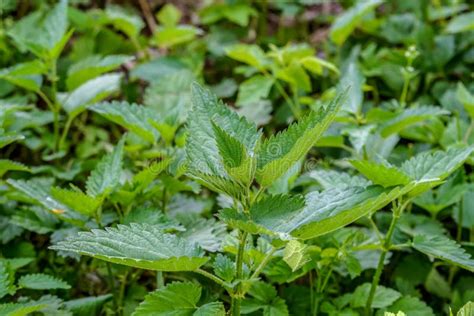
[
  {"left": 50, "top": 224, "right": 208, "bottom": 271},
  {"left": 412, "top": 234, "right": 474, "bottom": 272},
  {"left": 256, "top": 90, "right": 346, "bottom": 187},
  {"left": 18, "top": 274, "right": 70, "bottom": 290},
  {"left": 350, "top": 160, "right": 411, "bottom": 188}
]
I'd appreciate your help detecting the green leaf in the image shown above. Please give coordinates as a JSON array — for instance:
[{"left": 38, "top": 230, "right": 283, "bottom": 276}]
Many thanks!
[
  {"left": 86, "top": 137, "right": 125, "bottom": 197},
  {"left": 242, "top": 281, "right": 289, "bottom": 316},
  {"left": 90, "top": 101, "right": 159, "bottom": 143},
  {"left": 380, "top": 106, "right": 449, "bottom": 137},
  {"left": 446, "top": 12, "right": 474, "bottom": 33},
  {"left": 0, "top": 61, "right": 46, "bottom": 92},
  {"left": 412, "top": 234, "right": 474, "bottom": 272},
  {"left": 226, "top": 44, "right": 268, "bottom": 69},
  {"left": 51, "top": 187, "right": 101, "bottom": 217},
  {"left": 236, "top": 75, "right": 274, "bottom": 106},
  {"left": 309, "top": 169, "right": 372, "bottom": 189},
  {"left": 64, "top": 294, "right": 112, "bottom": 316},
  {"left": 67, "top": 54, "right": 132, "bottom": 90},
  {"left": 0, "top": 303, "right": 48, "bottom": 316},
  {"left": 157, "top": 4, "right": 181, "bottom": 27},
  {"left": 155, "top": 25, "right": 199, "bottom": 48},
  {"left": 62, "top": 73, "right": 122, "bottom": 118},
  {"left": 132, "top": 282, "right": 225, "bottom": 316},
  {"left": 104, "top": 5, "right": 144, "bottom": 38},
  {"left": 50, "top": 224, "right": 208, "bottom": 271},
  {"left": 0, "top": 132, "right": 25, "bottom": 149},
  {"left": 276, "top": 63, "right": 311, "bottom": 92},
  {"left": 301, "top": 56, "right": 339, "bottom": 75},
  {"left": 330, "top": 0, "right": 383, "bottom": 45},
  {"left": 283, "top": 240, "right": 310, "bottom": 272},
  {"left": 212, "top": 121, "right": 255, "bottom": 185},
  {"left": 256, "top": 90, "right": 346, "bottom": 187},
  {"left": 400, "top": 146, "right": 474, "bottom": 182},
  {"left": 381, "top": 296, "right": 434, "bottom": 316},
  {"left": 0, "top": 160, "right": 30, "bottom": 177},
  {"left": 8, "top": 0, "right": 68, "bottom": 58},
  {"left": 186, "top": 83, "right": 260, "bottom": 197},
  {"left": 456, "top": 83, "right": 474, "bottom": 119},
  {"left": 456, "top": 301, "right": 474, "bottom": 316},
  {"left": 338, "top": 50, "right": 364, "bottom": 115},
  {"left": 0, "top": 261, "right": 15, "bottom": 299},
  {"left": 213, "top": 254, "right": 235, "bottom": 282},
  {"left": 352, "top": 283, "right": 401, "bottom": 309},
  {"left": 18, "top": 274, "right": 70, "bottom": 290},
  {"left": 350, "top": 160, "right": 411, "bottom": 188}
]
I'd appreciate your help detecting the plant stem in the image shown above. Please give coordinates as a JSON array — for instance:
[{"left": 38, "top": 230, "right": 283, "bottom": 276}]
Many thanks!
[
  {"left": 156, "top": 271, "right": 164, "bottom": 289},
  {"left": 106, "top": 262, "right": 119, "bottom": 313},
  {"left": 250, "top": 247, "right": 276, "bottom": 279},
  {"left": 58, "top": 115, "right": 74, "bottom": 150},
  {"left": 232, "top": 231, "right": 248, "bottom": 316},
  {"left": 365, "top": 200, "right": 406, "bottom": 316},
  {"left": 195, "top": 269, "right": 229, "bottom": 289}
]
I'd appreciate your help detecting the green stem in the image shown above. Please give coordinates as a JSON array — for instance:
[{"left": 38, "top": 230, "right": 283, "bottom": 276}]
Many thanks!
[
  {"left": 232, "top": 231, "right": 248, "bottom": 316},
  {"left": 250, "top": 247, "right": 276, "bottom": 280},
  {"left": 156, "top": 271, "right": 164, "bottom": 289},
  {"left": 58, "top": 115, "right": 74, "bottom": 151},
  {"left": 399, "top": 76, "right": 410, "bottom": 107},
  {"left": 365, "top": 200, "right": 405, "bottom": 316},
  {"left": 106, "top": 262, "right": 119, "bottom": 313},
  {"left": 195, "top": 269, "right": 229, "bottom": 289}
]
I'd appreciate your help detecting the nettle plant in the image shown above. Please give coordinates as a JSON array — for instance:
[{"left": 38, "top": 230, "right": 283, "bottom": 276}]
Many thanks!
[{"left": 44, "top": 84, "right": 474, "bottom": 315}]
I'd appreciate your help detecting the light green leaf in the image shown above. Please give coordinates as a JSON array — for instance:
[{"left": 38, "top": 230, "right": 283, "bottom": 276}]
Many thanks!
[
  {"left": 301, "top": 56, "right": 339, "bottom": 75},
  {"left": 90, "top": 101, "right": 159, "bottom": 143},
  {"left": 62, "top": 73, "right": 122, "bottom": 117},
  {"left": 256, "top": 90, "right": 346, "bottom": 187},
  {"left": 86, "top": 137, "right": 125, "bottom": 197},
  {"left": 0, "top": 132, "right": 25, "bottom": 149},
  {"left": 0, "top": 303, "right": 47, "bottom": 316},
  {"left": 381, "top": 296, "right": 434, "bottom": 316},
  {"left": 50, "top": 224, "right": 208, "bottom": 271},
  {"left": 276, "top": 63, "right": 311, "bottom": 92},
  {"left": 242, "top": 282, "right": 289, "bottom": 316},
  {"left": 132, "top": 282, "right": 225, "bottom": 315},
  {"left": 236, "top": 75, "right": 274, "bottom": 106},
  {"left": 51, "top": 187, "right": 101, "bottom": 217},
  {"left": 157, "top": 4, "right": 181, "bottom": 27},
  {"left": 400, "top": 146, "right": 474, "bottom": 182},
  {"left": 350, "top": 160, "right": 411, "bottom": 188},
  {"left": 338, "top": 50, "right": 364, "bottom": 115},
  {"left": 330, "top": 0, "right": 384, "bottom": 45},
  {"left": 412, "top": 234, "right": 474, "bottom": 272},
  {"left": 18, "top": 273, "right": 70, "bottom": 290},
  {"left": 67, "top": 54, "right": 132, "bottom": 90},
  {"left": 381, "top": 106, "right": 449, "bottom": 137},
  {"left": 226, "top": 44, "right": 268, "bottom": 70},
  {"left": 155, "top": 25, "right": 200, "bottom": 48},
  {"left": 104, "top": 5, "right": 144, "bottom": 38},
  {"left": 283, "top": 240, "right": 310, "bottom": 272},
  {"left": 446, "top": 12, "right": 474, "bottom": 33},
  {"left": 0, "top": 261, "right": 15, "bottom": 299},
  {"left": 352, "top": 283, "right": 401, "bottom": 309},
  {"left": 456, "top": 301, "right": 474, "bottom": 316}
]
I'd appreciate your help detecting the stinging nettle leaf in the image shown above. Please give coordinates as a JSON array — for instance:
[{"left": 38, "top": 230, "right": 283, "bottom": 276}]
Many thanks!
[
  {"left": 283, "top": 240, "right": 310, "bottom": 272},
  {"left": 90, "top": 101, "right": 160, "bottom": 143},
  {"left": 18, "top": 274, "right": 70, "bottom": 290},
  {"left": 412, "top": 234, "right": 474, "bottom": 272},
  {"left": 50, "top": 224, "right": 208, "bottom": 271},
  {"left": 51, "top": 187, "right": 101, "bottom": 217},
  {"left": 350, "top": 160, "right": 411, "bottom": 188},
  {"left": 86, "top": 137, "right": 125, "bottom": 197},
  {"left": 256, "top": 89, "right": 347, "bottom": 187}
]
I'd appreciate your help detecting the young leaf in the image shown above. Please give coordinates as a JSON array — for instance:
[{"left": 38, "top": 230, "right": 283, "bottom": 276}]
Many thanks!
[
  {"left": 225, "top": 44, "right": 268, "bottom": 69},
  {"left": 50, "top": 224, "right": 208, "bottom": 271},
  {"left": 309, "top": 169, "right": 372, "bottom": 189},
  {"left": 256, "top": 90, "right": 346, "bottom": 187},
  {"left": 382, "top": 296, "right": 434, "bottom": 316},
  {"left": 330, "top": 0, "right": 383, "bottom": 45},
  {"left": 0, "top": 262, "right": 15, "bottom": 299},
  {"left": 186, "top": 83, "right": 260, "bottom": 197},
  {"left": 132, "top": 282, "right": 225, "bottom": 316},
  {"left": 61, "top": 73, "right": 122, "bottom": 118},
  {"left": 0, "top": 61, "right": 46, "bottom": 92},
  {"left": 0, "top": 303, "right": 47, "bottom": 316},
  {"left": 283, "top": 240, "right": 310, "bottom": 272},
  {"left": 241, "top": 281, "right": 289, "bottom": 315},
  {"left": 0, "top": 160, "right": 30, "bottom": 177},
  {"left": 18, "top": 274, "right": 70, "bottom": 290},
  {"left": 51, "top": 187, "right": 101, "bottom": 217},
  {"left": 456, "top": 82, "right": 474, "bottom": 119},
  {"left": 213, "top": 254, "right": 236, "bottom": 282},
  {"left": 350, "top": 160, "right": 411, "bottom": 188},
  {"left": 64, "top": 294, "right": 112, "bottom": 316},
  {"left": 90, "top": 101, "right": 160, "bottom": 143},
  {"left": 86, "top": 137, "right": 125, "bottom": 197},
  {"left": 445, "top": 12, "right": 474, "bottom": 33},
  {"left": 236, "top": 75, "right": 274, "bottom": 106},
  {"left": 412, "top": 235, "right": 474, "bottom": 272}
]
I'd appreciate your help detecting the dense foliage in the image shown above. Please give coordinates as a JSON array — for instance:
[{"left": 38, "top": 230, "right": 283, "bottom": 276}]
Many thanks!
[{"left": 1, "top": 0, "right": 474, "bottom": 315}]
